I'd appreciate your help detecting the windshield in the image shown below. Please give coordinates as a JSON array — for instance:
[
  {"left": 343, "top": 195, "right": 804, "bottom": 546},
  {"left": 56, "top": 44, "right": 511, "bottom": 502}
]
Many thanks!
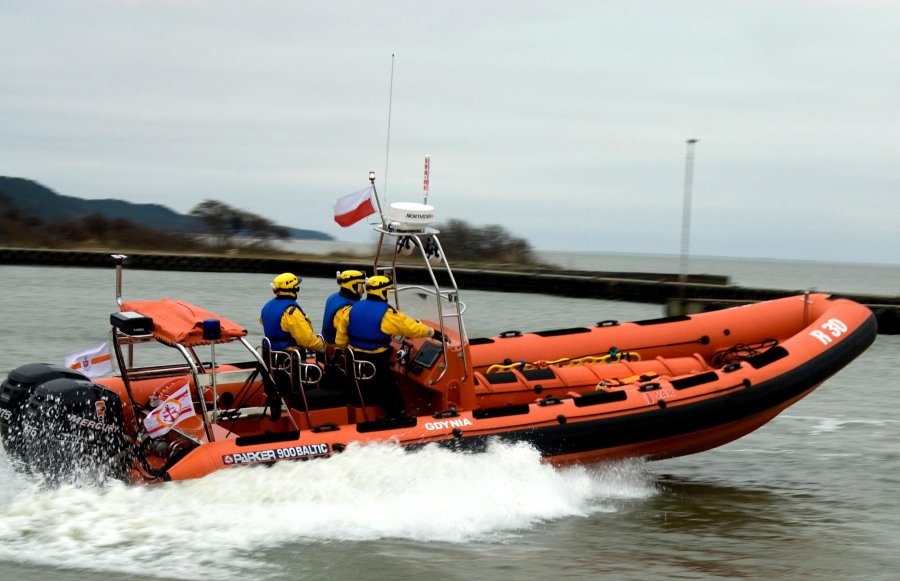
[{"left": 394, "top": 284, "right": 465, "bottom": 342}]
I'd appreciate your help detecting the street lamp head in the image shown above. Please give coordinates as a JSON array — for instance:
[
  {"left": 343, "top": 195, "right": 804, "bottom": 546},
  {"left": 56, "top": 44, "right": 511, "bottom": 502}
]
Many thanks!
[{"left": 687, "top": 139, "right": 699, "bottom": 144}]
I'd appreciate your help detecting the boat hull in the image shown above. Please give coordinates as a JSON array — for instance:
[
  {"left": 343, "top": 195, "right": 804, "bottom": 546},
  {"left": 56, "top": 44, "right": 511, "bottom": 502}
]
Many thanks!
[{"left": 160, "top": 298, "right": 876, "bottom": 481}]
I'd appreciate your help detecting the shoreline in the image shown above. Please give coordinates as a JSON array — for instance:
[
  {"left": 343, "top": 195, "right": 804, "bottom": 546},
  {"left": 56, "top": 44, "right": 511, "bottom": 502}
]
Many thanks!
[{"left": 2, "top": 246, "right": 897, "bottom": 334}]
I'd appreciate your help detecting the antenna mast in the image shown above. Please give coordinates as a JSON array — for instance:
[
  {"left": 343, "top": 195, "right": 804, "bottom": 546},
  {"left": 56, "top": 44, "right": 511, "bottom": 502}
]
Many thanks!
[
  {"left": 383, "top": 54, "right": 395, "bottom": 207},
  {"left": 679, "top": 138, "right": 699, "bottom": 299},
  {"left": 423, "top": 154, "right": 431, "bottom": 204}
]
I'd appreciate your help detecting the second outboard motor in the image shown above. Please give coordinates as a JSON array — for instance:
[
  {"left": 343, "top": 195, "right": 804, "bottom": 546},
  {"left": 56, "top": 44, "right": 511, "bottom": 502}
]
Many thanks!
[
  {"left": 0, "top": 363, "right": 86, "bottom": 459},
  {"left": 17, "top": 376, "right": 130, "bottom": 484}
]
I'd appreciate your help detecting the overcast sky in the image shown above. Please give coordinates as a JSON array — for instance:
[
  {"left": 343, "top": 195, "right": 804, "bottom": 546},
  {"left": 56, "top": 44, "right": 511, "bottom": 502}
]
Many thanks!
[{"left": 2, "top": 1, "right": 898, "bottom": 265}]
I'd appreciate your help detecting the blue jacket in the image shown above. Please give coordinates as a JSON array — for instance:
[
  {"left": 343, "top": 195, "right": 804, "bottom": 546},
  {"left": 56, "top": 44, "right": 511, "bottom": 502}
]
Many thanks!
[
  {"left": 261, "top": 296, "right": 300, "bottom": 350},
  {"left": 346, "top": 300, "right": 392, "bottom": 351},
  {"left": 321, "top": 292, "right": 356, "bottom": 344}
]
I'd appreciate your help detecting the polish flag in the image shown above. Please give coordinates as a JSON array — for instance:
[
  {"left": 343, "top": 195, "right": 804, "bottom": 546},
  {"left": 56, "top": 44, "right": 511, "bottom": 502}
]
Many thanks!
[
  {"left": 65, "top": 342, "right": 114, "bottom": 378},
  {"left": 334, "top": 186, "right": 376, "bottom": 227},
  {"left": 143, "top": 383, "right": 196, "bottom": 438}
]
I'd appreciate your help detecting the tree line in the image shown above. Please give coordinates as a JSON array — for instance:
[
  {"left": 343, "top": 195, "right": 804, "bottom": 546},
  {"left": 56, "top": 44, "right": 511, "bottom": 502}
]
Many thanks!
[
  {"left": 2, "top": 190, "right": 538, "bottom": 265},
  {"left": 189, "top": 200, "right": 290, "bottom": 246},
  {"left": 436, "top": 219, "right": 536, "bottom": 264},
  {"left": 0, "top": 194, "right": 290, "bottom": 253}
]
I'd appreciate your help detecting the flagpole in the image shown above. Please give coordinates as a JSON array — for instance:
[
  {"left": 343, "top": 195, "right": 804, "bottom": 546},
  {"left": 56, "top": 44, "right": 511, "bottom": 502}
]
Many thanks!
[{"left": 369, "top": 171, "right": 387, "bottom": 228}]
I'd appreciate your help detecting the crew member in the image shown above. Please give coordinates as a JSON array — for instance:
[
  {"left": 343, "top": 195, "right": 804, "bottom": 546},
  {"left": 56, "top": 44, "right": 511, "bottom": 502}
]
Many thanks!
[
  {"left": 334, "top": 275, "right": 443, "bottom": 420},
  {"left": 260, "top": 272, "right": 325, "bottom": 353},
  {"left": 321, "top": 269, "right": 366, "bottom": 351}
]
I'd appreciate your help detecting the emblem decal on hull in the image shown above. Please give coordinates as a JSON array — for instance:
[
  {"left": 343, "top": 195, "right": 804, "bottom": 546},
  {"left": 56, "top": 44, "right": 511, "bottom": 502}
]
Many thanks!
[{"left": 642, "top": 388, "right": 674, "bottom": 405}]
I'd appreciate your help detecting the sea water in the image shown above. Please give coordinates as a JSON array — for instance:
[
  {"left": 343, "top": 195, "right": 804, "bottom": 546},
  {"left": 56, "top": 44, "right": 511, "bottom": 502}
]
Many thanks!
[{"left": 0, "top": 259, "right": 897, "bottom": 580}]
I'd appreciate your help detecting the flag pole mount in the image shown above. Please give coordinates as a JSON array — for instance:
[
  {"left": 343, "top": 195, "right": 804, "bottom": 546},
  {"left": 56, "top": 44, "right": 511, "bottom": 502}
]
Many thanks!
[{"left": 369, "top": 171, "right": 388, "bottom": 228}]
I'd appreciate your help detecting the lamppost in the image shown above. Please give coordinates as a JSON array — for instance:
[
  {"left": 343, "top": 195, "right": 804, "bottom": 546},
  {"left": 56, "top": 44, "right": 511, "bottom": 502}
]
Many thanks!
[{"left": 679, "top": 139, "right": 699, "bottom": 300}]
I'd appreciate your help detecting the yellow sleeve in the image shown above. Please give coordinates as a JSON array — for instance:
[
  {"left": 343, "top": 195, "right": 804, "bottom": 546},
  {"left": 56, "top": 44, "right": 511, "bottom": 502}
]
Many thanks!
[
  {"left": 282, "top": 306, "right": 324, "bottom": 352},
  {"left": 381, "top": 308, "right": 435, "bottom": 339},
  {"left": 333, "top": 305, "right": 351, "bottom": 349}
]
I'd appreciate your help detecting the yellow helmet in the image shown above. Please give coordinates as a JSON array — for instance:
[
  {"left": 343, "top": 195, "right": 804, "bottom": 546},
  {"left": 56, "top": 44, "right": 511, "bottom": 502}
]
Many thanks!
[
  {"left": 337, "top": 269, "right": 366, "bottom": 296},
  {"left": 272, "top": 272, "right": 301, "bottom": 295},
  {"left": 365, "top": 275, "right": 393, "bottom": 300}
]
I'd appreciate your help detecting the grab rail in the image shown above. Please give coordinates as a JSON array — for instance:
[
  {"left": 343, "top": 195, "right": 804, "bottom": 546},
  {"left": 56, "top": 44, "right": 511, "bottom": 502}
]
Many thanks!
[
  {"left": 290, "top": 350, "right": 325, "bottom": 429},
  {"left": 342, "top": 349, "right": 376, "bottom": 422}
]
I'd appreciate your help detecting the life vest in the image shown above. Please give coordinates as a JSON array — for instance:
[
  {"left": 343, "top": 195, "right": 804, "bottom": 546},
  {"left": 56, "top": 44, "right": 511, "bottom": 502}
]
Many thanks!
[
  {"left": 347, "top": 300, "right": 392, "bottom": 351},
  {"left": 261, "top": 296, "right": 301, "bottom": 350},
  {"left": 321, "top": 292, "right": 356, "bottom": 344}
]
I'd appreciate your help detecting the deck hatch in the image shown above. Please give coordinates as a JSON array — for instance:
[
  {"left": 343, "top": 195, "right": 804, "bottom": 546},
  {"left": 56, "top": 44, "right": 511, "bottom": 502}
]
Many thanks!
[
  {"left": 484, "top": 371, "right": 518, "bottom": 384},
  {"left": 671, "top": 371, "right": 719, "bottom": 390},
  {"left": 473, "top": 404, "right": 531, "bottom": 419},
  {"left": 522, "top": 368, "right": 556, "bottom": 381},
  {"left": 533, "top": 327, "right": 591, "bottom": 337},
  {"left": 747, "top": 346, "right": 789, "bottom": 369},
  {"left": 573, "top": 389, "right": 628, "bottom": 407},
  {"left": 633, "top": 315, "right": 691, "bottom": 326}
]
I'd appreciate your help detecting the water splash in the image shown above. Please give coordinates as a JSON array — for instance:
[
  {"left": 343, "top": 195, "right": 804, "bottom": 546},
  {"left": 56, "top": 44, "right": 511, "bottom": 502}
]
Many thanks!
[{"left": 0, "top": 441, "right": 657, "bottom": 579}]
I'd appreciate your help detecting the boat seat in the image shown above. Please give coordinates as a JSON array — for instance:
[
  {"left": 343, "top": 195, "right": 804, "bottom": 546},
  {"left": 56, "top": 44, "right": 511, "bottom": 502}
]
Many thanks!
[
  {"left": 322, "top": 349, "right": 382, "bottom": 423},
  {"left": 263, "top": 344, "right": 327, "bottom": 395}
]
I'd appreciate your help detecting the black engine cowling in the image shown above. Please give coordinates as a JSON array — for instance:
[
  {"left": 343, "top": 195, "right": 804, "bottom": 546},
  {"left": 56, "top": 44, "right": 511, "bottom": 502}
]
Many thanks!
[
  {"left": 2, "top": 364, "right": 131, "bottom": 483},
  {"left": 1, "top": 363, "right": 85, "bottom": 457}
]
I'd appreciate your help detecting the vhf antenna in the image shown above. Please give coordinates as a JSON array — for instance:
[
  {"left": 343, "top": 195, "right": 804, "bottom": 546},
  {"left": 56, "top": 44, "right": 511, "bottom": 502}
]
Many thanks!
[{"left": 383, "top": 54, "right": 395, "bottom": 208}]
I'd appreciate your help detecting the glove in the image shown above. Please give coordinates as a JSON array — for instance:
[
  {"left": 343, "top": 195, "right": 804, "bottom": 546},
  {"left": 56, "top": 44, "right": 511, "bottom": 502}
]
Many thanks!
[{"left": 431, "top": 330, "right": 444, "bottom": 343}]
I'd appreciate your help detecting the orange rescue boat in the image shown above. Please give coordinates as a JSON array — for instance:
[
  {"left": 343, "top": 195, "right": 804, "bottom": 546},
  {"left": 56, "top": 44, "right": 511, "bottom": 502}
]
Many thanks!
[{"left": 0, "top": 191, "right": 877, "bottom": 484}]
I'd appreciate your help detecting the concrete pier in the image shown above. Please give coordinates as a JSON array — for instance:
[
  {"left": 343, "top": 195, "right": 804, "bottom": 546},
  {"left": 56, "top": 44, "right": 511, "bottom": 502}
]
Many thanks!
[{"left": 2, "top": 247, "right": 896, "bottom": 334}]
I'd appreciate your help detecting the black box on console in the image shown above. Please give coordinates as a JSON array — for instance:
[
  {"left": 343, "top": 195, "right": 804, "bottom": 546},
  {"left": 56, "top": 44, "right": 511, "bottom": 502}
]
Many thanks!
[{"left": 110, "top": 311, "right": 154, "bottom": 335}]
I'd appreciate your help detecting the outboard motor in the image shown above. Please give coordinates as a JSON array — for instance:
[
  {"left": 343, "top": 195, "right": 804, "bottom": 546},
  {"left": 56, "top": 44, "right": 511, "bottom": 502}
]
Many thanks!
[
  {"left": 1, "top": 363, "right": 86, "bottom": 459},
  {"left": 16, "top": 375, "right": 131, "bottom": 483}
]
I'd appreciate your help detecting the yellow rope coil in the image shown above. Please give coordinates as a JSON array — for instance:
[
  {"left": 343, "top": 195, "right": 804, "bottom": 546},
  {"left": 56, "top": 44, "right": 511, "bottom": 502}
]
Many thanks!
[{"left": 484, "top": 351, "right": 641, "bottom": 375}]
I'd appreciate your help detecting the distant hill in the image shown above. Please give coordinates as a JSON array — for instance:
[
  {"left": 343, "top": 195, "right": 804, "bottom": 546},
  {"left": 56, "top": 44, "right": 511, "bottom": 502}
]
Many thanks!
[{"left": 0, "top": 176, "right": 333, "bottom": 241}]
